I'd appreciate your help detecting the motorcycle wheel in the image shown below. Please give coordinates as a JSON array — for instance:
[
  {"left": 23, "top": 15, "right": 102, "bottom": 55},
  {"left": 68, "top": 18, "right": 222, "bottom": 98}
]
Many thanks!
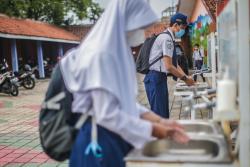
[
  {"left": 10, "top": 84, "right": 19, "bottom": 96},
  {"left": 23, "top": 77, "right": 35, "bottom": 89}
]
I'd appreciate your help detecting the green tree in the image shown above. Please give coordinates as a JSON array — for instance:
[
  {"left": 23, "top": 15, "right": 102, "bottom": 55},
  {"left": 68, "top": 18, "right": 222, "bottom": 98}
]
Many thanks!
[
  {"left": 0, "top": 0, "right": 28, "bottom": 18},
  {"left": 0, "top": 0, "right": 103, "bottom": 26},
  {"left": 87, "top": 2, "right": 104, "bottom": 23}
]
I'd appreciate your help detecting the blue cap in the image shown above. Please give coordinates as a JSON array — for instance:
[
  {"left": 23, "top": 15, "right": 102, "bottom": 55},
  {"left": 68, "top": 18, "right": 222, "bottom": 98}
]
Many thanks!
[{"left": 170, "top": 13, "right": 188, "bottom": 26}]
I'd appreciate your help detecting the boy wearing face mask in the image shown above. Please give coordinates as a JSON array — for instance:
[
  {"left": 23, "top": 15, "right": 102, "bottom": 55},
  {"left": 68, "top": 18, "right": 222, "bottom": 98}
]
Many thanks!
[{"left": 144, "top": 13, "right": 195, "bottom": 119}]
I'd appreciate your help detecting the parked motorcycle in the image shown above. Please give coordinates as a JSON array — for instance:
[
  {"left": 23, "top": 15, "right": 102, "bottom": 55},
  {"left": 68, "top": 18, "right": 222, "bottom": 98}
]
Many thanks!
[
  {"left": 32, "top": 60, "right": 53, "bottom": 79},
  {"left": 0, "top": 71, "right": 19, "bottom": 96},
  {"left": 15, "top": 64, "right": 36, "bottom": 89},
  {"left": 0, "top": 59, "right": 9, "bottom": 74}
]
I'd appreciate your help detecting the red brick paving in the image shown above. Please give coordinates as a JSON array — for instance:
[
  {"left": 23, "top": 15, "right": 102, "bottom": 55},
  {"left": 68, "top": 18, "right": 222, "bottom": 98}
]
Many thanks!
[
  {"left": 0, "top": 162, "right": 8, "bottom": 166},
  {"left": 4, "top": 153, "right": 22, "bottom": 158},
  {"left": 13, "top": 157, "right": 33, "bottom": 163},
  {"left": 20, "top": 104, "right": 41, "bottom": 111},
  {"left": 0, "top": 153, "right": 7, "bottom": 158},
  {"left": 12, "top": 149, "right": 29, "bottom": 154},
  {"left": 30, "top": 158, "right": 49, "bottom": 163},
  {"left": 25, "top": 120, "right": 39, "bottom": 127},
  {"left": 1, "top": 149, "right": 14, "bottom": 154},
  {"left": 0, "top": 80, "right": 67, "bottom": 166},
  {"left": 0, "top": 143, "right": 60, "bottom": 165},
  {"left": 0, "top": 102, "right": 4, "bottom": 108}
]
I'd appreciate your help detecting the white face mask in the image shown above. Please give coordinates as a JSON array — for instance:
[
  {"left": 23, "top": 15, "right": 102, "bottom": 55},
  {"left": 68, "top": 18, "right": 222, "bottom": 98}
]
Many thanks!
[{"left": 126, "top": 29, "right": 146, "bottom": 47}]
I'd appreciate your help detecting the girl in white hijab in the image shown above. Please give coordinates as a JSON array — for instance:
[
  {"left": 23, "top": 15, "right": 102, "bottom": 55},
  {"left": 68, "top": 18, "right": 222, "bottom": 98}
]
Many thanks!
[{"left": 60, "top": 0, "right": 189, "bottom": 166}]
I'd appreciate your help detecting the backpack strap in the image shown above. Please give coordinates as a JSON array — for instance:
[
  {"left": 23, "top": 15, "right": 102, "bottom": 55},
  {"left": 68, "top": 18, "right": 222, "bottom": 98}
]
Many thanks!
[
  {"left": 75, "top": 113, "right": 89, "bottom": 129},
  {"left": 148, "top": 31, "right": 171, "bottom": 68},
  {"left": 41, "top": 92, "right": 66, "bottom": 110},
  {"left": 165, "top": 31, "right": 178, "bottom": 68},
  {"left": 148, "top": 54, "right": 164, "bottom": 67},
  {"left": 149, "top": 31, "right": 176, "bottom": 68},
  {"left": 75, "top": 102, "right": 93, "bottom": 129},
  {"left": 164, "top": 30, "right": 174, "bottom": 43}
]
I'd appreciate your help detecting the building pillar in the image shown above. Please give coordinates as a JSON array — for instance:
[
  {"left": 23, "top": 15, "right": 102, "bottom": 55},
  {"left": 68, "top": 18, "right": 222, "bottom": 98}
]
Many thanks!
[
  {"left": 11, "top": 39, "right": 18, "bottom": 72},
  {"left": 37, "top": 41, "right": 45, "bottom": 78},
  {"left": 58, "top": 43, "right": 64, "bottom": 57}
]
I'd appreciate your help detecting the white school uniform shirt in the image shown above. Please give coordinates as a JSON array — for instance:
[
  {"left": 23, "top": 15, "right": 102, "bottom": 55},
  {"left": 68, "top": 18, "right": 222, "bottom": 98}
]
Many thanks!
[
  {"left": 193, "top": 49, "right": 204, "bottom": 61},
  {"left": 72, "top": 89, "right": 153, "bottom": 149},
  {"left": 149, "top": 28, "right": 175, "bottom": 74},
  {"left": 60, "top": 0, "right": 158, "bottom": 149}
]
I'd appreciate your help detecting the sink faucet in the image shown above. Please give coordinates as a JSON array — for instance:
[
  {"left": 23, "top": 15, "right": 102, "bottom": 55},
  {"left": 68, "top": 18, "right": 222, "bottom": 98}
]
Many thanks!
[
  {"left": 192, "top": 68, "right": 212, "bottom": 78},
  {"left": 183, "top": 88, "right": 216, "bottom": 120}
]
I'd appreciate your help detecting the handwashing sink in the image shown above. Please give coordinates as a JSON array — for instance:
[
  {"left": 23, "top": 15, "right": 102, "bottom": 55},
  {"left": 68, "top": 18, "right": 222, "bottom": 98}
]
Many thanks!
[
  {"left": 175, "top": 82, "right": 209, "bottom": 91},
  {"left": 125, "top": 135, "right": 232, "bottom": 163},
  {"left": 178, "top": 120, "right": 223, "bottom": 135},
  {"left": 125, "top": 121, "right": 232, "bottom": 164}
]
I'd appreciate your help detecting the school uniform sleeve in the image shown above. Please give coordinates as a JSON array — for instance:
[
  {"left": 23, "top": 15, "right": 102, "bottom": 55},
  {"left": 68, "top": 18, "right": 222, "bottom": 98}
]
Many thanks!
[
  {"left": 91, "top": 89, "right": 154, "bottom": 149},
  {"left": 162, "top": 35, "right": 174, "bottom": 58},
  {"left": 136, "top": 102, "right": 150, "bottom": 114}
]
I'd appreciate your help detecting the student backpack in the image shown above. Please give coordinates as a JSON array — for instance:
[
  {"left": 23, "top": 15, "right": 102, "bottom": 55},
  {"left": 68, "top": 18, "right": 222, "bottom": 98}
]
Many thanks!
[
  {"left": 136, "top": 31, "right": 174, "bottom": 74},
  {"left": 39, "top": 64, "right": 88, "bottom": 161}
]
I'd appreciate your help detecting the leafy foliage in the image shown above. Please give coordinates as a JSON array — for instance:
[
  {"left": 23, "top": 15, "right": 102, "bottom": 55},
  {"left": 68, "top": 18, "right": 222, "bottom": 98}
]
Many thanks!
[{"left": 0, "top": 0, "right": 103, "bottom": 25}]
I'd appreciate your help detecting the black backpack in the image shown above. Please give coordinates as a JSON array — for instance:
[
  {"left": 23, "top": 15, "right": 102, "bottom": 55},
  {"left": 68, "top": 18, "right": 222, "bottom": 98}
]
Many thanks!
[
  {"left": 39, "top": 64, "right": 88, "bottom": 161},
  {"left": 136, "top": 31, "right": 172, "bottom": 74}
]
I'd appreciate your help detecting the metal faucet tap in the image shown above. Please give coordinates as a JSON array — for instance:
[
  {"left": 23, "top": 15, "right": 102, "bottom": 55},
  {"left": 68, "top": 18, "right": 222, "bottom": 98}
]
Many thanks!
[{"left": 183, "top": 88, "right": 216, "bottom": 120}]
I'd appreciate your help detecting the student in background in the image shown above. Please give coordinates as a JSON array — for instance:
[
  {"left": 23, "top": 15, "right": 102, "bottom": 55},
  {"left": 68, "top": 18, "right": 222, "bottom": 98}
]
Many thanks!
[
  {"left": 144, "top": 13, "right": 195, "bottom": 119},
  {"left": 176, "top": 44, "right": 189, "bottom": 75},
  {"left": 193, "top": 43, "right": 206, "bottom": 82}
]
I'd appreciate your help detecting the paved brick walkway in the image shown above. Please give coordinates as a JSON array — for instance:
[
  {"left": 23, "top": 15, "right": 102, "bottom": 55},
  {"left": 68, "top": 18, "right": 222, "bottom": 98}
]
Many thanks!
[
  {"left": 0, "top": 80, "right": 68, "bottom": 167},
  {"left": 0, "top": 74, "right": 207, "bottom": 166}
]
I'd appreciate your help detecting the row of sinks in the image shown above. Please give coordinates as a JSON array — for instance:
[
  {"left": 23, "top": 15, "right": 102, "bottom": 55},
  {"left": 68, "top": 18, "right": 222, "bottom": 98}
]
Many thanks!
[
  {"left": 175, "top": 82, "right": 209, "bottom": 91},
  {"left": 125, "top": 121, "right": 232, "bottom": 164}
]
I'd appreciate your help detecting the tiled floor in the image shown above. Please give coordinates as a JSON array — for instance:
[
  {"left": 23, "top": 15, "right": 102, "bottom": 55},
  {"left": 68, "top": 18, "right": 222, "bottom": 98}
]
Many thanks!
[
  {"left": 0, "top": 79, "right": 68, "bottom": 166},
  {"left": 0, "top": 74, "right": 207, "bottom": 166}
]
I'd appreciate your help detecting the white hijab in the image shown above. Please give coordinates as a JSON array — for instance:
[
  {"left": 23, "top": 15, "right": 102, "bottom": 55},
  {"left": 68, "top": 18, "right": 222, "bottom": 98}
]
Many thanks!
[{"left": 60, "top": 0, "right": 158, "bottom": 117}]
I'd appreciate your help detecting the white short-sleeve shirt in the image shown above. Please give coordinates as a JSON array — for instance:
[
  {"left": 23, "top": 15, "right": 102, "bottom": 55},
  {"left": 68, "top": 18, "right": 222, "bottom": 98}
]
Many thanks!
[
  {"left": 72, "top": 89, "right": 154, "bottom": 149},
  {"left": 149, "top": 28, "right": 175, "bottom": 74},
  {"left": 193, "top": 48, "right": 204, "bottom": 61}
]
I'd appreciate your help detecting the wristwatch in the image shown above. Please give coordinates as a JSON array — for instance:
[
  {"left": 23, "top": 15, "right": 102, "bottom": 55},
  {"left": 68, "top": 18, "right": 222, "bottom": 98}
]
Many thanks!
[{"left": 181, "top": 75, "right": 188, "bottom": 81}]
